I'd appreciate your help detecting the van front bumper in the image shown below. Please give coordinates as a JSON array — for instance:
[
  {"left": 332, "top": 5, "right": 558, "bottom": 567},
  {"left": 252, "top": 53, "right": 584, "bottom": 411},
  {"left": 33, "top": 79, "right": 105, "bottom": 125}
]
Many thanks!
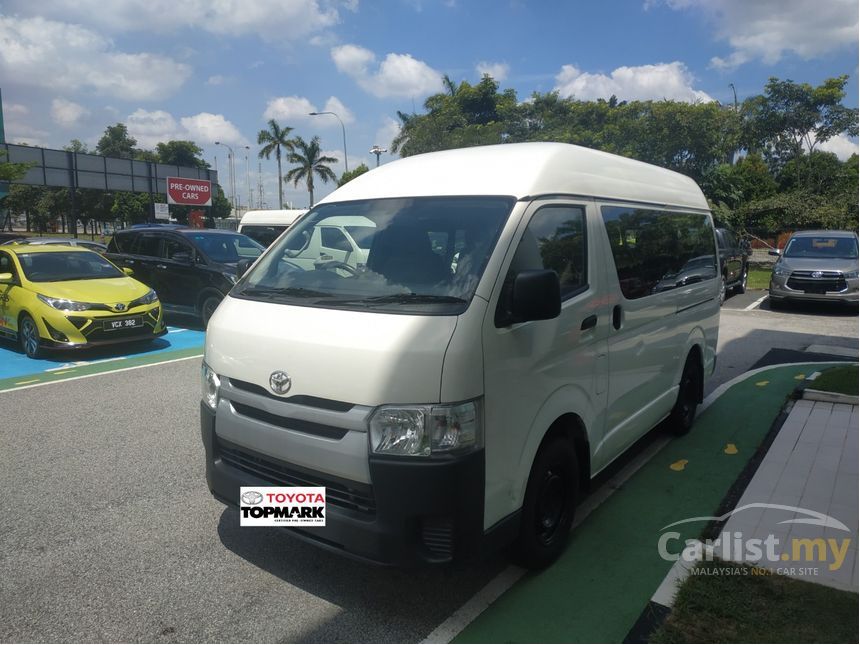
[{"left": 201, "top": 403, "right": 486, "bottom": 565}]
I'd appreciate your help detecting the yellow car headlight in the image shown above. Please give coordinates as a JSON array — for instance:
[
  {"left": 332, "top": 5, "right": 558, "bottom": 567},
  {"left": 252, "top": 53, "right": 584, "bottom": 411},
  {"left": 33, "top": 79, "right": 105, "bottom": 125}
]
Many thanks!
[{"left": 37, "top": 294, "right": 91, "bottom": 311}]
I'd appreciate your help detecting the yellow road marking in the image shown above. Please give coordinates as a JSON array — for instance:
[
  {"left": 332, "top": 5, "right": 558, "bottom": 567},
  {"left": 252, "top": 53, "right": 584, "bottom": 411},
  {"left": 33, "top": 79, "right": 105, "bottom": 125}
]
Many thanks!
[
  {"left": 755, "top": 380, "right": 770, "bottom": 387},
  {"left": 669, "top": 459, "right": 688, "bottom": 471},
  {"left": 724, "top": 443, "right": 739, "bottom": 455},
  {"left": 52, "top": 370, "right": 75, "bottom": 375},
  {"left": 794, "top": 373, "right": 806, "bottom": 380},
  {"left": 14, "top": 379, "right": 40, "bottom": 385}
]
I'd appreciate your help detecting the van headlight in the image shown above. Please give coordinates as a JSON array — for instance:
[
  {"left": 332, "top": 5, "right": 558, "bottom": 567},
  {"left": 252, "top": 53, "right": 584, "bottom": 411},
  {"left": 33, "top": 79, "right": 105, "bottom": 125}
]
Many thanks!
[
  {"left": 201, "top": 362, "right": 221, "bottom": 411},
  {"left": 772, "top": 264, "right": 791, "bottom": 277},
  {"left": 845, "top": 269, "right": 859, "bottom": 279},
  {"left": 369, "top": 399, "right": 482, "bottom": 457}
]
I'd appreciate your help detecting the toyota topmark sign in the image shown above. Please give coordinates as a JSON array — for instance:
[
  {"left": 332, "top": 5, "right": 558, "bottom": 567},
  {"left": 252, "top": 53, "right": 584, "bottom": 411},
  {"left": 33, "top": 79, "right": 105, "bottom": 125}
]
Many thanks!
[{"left": 166, "top": 177, "right": 212, "bottom": 206}]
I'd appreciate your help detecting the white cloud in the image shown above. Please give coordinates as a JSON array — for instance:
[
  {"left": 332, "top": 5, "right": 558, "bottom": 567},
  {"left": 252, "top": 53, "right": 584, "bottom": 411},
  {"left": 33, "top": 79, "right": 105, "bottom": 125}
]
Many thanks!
[
  {"left": 262, "top": 95, "right": 354, "bottom": 125},
  {"left": 476, "top": 61, "right": 509, "bottom": 82},
  {"left": 5, "top": 0, "right": 340, "bottom": 43},
  {"left": 206, "top": 75, "right": 233, "bottom": 86},
  {"left": 4, "top": 103, "right": 29, "bottom": 117},
  {"left": 554, "top": 62, "right": 713, "bottom": 102},
  {"left": 0, "top": 16, "right": 191, "bottom": 101},
  {"left": 127, "top": 108, "right": 246, "bottom": 149},
  {"left": 816, "top": 133, "right": 859, "bottom": 160},
  {"left": 50, "top": 98, "right": 91, "bottom": 128},
  {"left": 656, "top": 0, "right": 858, "bottom": 70},
  {"left": 331, "top": 44, "right": 443, "bottom": 98},
  {"left": 374, "top": 116, "right": 401, "bottom": 152},
  {"left": 181, "top": 113, "right": 246, "bottom": 146}
]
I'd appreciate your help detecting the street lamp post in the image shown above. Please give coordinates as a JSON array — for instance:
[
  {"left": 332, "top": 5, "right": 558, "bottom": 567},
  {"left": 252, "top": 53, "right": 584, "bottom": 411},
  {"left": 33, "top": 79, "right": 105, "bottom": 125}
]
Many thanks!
[
  {"left": 244, "top": 145, "right": 251, "bottom": 212},
  {"left": 369, "top": 145, "right": 387, "bottom": 167},
  {"left": 215, "top": 141, "right": 238, "bottom": 223},
  {"left": 309, "top": 111, "right": 348, "bottom": 175}
]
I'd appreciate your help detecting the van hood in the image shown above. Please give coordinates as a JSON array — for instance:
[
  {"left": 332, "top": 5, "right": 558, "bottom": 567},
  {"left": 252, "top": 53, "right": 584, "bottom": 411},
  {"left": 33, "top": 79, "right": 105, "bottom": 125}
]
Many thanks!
[{"left": 205, "top": 295, "right": 458, "bottom": 407}]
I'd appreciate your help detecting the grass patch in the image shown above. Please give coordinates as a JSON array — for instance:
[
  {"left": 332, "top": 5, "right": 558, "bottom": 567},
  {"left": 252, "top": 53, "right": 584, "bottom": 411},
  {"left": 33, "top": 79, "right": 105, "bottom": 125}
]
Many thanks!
[
  {"left": 747, "top": 268, "right": 771, "bottom": 290},
  {"left": 652, "top": 561, "right": 859, "bottom": 643},
  {"left": 810, "top": 365, "right": 859, "bottom": 395}
]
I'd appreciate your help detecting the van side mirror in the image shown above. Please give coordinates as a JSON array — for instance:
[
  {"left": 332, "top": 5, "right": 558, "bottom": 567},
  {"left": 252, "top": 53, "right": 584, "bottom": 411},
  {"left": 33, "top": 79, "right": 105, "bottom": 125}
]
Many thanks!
[
  {"left": 236, "top": 257, "right": 253, "bottom": 278},
  {"left": 508, "top": 270, "right": 562, "bottom": 325},
  {"left": 768, "top": 249, "right": 781, "bottom": 257},
  {"left": 0, "top": 272, "right": 13, "bottom": 283}
]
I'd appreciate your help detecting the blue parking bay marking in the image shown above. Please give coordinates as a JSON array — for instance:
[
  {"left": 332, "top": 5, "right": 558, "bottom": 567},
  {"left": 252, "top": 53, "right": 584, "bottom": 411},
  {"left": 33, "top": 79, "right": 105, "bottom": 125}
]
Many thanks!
[{"left": 0, "top": 326, "right": 205, "bottom": 382}]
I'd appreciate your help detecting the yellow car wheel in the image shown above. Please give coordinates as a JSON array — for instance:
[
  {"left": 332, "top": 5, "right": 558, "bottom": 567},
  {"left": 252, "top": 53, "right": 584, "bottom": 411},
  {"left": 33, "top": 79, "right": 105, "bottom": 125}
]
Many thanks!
[{"left": 19, "top": 313, "right": 43, "bottom": 359}]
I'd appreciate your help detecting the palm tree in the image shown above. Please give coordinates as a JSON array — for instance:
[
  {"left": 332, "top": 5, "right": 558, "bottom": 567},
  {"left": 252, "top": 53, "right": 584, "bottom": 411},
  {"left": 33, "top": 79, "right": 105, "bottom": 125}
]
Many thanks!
[
  {"left": 284, "top": 136, "right": 338, "bottom": 207},
  {"left": 257, "top": 119, "right": 294, "bottom": 210}
]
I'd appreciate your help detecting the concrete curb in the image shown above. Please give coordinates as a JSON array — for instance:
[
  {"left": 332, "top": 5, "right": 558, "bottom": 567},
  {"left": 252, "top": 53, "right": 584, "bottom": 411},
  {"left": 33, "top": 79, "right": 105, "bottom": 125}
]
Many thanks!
[{"left": 802, "top": 389, "right": 859, "bottom": 405}]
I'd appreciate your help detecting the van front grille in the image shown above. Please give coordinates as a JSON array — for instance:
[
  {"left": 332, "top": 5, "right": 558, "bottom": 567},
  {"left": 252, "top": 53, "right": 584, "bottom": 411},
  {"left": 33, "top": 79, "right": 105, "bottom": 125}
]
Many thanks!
[{"left": 215, "top": 437, "right": 376, "bottom": 516}]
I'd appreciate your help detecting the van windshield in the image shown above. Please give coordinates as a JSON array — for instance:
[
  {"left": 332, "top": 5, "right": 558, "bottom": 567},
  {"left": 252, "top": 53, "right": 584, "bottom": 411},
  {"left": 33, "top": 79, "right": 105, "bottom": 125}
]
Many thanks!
[{"left": 233, "top": 196, "right": 514, "bottom": 314}]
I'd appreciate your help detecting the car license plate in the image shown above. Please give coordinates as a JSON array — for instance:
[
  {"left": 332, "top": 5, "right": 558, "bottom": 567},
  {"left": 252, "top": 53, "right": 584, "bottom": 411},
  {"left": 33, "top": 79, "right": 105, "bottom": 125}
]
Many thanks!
[{"left": 103, "top": 316, "right": 143, "bottom": 331}]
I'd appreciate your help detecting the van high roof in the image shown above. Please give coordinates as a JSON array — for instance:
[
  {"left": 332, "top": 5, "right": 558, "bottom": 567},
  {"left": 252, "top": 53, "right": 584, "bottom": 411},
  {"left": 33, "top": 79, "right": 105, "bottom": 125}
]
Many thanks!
[{"left": 322, "top": 142, "right": 709, "bottom": 212}]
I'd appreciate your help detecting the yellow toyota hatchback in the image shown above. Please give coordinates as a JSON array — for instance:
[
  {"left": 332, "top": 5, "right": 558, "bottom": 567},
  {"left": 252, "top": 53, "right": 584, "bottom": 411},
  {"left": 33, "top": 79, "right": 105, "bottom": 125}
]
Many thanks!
[{"left": 0, "top": 244, "right": 165, "bottom": 358}]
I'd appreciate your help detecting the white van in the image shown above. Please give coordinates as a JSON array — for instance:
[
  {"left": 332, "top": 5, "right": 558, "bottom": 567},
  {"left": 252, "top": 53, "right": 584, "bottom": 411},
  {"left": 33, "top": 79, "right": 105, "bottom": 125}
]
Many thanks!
[
  {"left": 237, "top": 209, "right": 306, "bottom": 247},
  {"left": 201, "top": 143, "right": 719, "bottom": 567}
]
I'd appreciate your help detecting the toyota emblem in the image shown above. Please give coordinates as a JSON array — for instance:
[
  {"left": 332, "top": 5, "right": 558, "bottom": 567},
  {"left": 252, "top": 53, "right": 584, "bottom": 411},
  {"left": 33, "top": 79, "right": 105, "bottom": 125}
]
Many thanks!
[
  {"left": 269, "top": 371, "right": 292, "bottom": 395},
  {"left": 115, "top": 303, "right": 127, "bottom": 311},
  {"left": 811, "top": 271, "right": 823, "bottom": 278},
  {"left": 241, "top": 490, "right": 263, "bottom": 505}
]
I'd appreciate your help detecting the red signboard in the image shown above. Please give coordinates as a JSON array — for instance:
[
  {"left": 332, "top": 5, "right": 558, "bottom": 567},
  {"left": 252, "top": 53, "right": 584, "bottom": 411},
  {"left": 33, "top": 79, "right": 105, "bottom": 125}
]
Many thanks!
[{"left": 166, "top": 177, "right": 212, "bottom": 206}]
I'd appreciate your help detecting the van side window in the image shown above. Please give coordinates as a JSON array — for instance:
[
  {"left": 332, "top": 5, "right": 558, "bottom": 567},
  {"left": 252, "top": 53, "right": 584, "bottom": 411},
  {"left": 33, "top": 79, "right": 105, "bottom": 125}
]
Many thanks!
[
  {"left": 320, "top": 227, "right": 352, "bottom": 252},
  {"left": 601, "top": 206, "right": 716, "bottom": 300},
  {"left": 162, "top": 237, "right": 193, "bottom": 261},
  {"left": 508, "top": 205, "right": 587, "bottom": 299}
]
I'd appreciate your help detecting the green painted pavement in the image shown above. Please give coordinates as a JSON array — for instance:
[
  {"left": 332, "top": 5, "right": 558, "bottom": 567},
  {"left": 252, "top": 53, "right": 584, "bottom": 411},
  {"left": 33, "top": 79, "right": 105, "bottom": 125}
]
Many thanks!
[
  {"left": 0, "top": 346, "right": 202, "bottom": 392},
  {"left": 454, "top": 364, "right": 842, "bottom": 644}
]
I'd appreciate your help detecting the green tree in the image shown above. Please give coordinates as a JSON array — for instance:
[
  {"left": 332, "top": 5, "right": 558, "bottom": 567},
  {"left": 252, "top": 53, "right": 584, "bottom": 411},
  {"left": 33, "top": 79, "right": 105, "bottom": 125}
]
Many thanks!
[
  {"left": 211, "top": 184, "right": 232, "bottom": 219},
  {"left": 257, "top": 119, "right": 294, "bottom": 209},
  {"left": 284, "top": 136, "right": 338, "bottom": 207},
  {"left": 742, "top": 76, "right": 859, "bottom": 182},
  {"left": 337, "top": 163, "right": 370, "bottom": 187},
  {"left": 156, "top": 140, "right": 208, "bottom": 167},
  {"left": 96, "top": 123, "right": 138, "bottom": 158},
  {"left": 64, "top": 139, "right": 90, "bottom": 154},
  {"left": 0, "top": 149, "right": 31, "bottom": 182}
]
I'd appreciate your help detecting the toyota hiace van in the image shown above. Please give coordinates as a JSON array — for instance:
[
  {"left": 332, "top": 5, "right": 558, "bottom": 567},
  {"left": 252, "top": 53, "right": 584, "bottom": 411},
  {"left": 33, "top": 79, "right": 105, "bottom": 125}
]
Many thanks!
[{"left": 201, "top": 143, "right": 719, "bottom": 567}]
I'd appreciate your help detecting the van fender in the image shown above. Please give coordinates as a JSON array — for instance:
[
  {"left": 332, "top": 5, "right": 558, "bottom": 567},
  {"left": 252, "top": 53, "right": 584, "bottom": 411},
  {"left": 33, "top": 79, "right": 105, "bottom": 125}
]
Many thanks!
[
  {"left": 676, "top": 327, "right": 707, "bottom": 400},
  {"left": 511, "top": 384, "right": 595, "bottom": 510}
]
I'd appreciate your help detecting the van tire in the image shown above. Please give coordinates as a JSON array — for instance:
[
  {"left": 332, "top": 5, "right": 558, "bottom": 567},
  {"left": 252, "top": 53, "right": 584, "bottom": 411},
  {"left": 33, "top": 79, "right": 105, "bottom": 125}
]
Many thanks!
[
  {"left": 668, "top": 354, "right": 700, "bottom": 436},
  {"left": 516, "top": 436, "right": 578, "bottom": 569},
  {"left": 718, "top": 276, "right": 727, "bottom": 306}
]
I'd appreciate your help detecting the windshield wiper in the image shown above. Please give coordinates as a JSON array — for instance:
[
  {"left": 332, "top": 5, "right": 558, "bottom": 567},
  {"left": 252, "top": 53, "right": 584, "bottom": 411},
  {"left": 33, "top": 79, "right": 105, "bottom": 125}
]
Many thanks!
[
  {"left": 329, "top": 293, "right": 467, "bottom": 306},
  {"left": 239, "top": 286, "right": 333, "bottom": 299}
]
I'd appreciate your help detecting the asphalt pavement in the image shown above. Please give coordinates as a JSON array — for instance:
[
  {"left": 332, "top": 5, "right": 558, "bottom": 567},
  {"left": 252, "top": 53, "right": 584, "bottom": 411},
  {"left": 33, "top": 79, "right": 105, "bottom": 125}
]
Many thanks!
[{"left": 0, "top": 295, "right": 856, "bottom": 642}]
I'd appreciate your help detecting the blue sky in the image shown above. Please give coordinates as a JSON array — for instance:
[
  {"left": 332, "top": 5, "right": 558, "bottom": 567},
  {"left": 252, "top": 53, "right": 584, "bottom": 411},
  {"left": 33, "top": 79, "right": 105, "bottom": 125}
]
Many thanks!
[{"left": 1, "top": 0, "right": 857, "bottom": 208}]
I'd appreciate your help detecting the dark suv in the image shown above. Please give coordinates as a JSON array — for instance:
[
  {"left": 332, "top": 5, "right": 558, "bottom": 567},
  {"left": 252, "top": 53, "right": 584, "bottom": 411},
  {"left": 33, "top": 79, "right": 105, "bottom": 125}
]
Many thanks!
[
  {"left": 715, "top": 228, "right": 750, "bottom": 305},
  {"left": 106, "top": 227, "right": 264, "bottom": 325}
]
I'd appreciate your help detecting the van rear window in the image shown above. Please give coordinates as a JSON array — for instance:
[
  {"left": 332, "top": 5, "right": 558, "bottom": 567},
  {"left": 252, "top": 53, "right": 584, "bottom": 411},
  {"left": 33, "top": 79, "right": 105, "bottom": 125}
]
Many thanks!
[{"left": 601, "top": 206, "right": 717, "bottom": 300}]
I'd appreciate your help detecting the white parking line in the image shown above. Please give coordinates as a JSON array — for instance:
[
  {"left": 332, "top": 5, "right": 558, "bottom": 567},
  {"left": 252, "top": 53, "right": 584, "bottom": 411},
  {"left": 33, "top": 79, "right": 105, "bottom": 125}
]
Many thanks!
[
  {"left": 0, "top": 354, "right": 203, "bottom": 394},
  {"left": 744, "top": 294, "right": 768, "bottom": 311}
]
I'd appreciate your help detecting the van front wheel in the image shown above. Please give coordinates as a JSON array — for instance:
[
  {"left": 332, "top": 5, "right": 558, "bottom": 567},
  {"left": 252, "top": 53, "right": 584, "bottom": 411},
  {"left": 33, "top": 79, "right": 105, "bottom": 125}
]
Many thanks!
[{"left": 516, "top": 437, "right": 578, "bottom": 569}]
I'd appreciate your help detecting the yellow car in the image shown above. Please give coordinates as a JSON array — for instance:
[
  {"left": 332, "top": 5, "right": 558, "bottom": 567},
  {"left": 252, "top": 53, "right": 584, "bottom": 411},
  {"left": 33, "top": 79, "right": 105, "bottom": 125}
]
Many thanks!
[{"left": 0, "top": 244, "right": 165, "bottom": 358}]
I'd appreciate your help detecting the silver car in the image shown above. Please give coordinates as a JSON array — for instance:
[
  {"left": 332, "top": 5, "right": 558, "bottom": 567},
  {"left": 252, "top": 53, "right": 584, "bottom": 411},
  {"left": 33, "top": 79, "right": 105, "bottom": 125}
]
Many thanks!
[{"left": 769, "top": 230, "right": 859, "bottom": 306}]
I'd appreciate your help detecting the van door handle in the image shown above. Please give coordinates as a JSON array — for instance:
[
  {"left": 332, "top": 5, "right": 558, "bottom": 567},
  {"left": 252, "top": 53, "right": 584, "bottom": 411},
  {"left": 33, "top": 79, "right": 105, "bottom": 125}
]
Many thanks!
[
  {"left": 581, "top": 315, "right": 597, "bottom": 330},
  {"left": 612, "top": 305, "right": 623, "bottom": 330}
]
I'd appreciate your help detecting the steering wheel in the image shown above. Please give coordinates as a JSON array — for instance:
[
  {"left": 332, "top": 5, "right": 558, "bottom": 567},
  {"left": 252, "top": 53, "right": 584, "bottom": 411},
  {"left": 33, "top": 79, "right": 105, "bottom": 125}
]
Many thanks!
[{"left": 314, "top": 260, "right": 360, "bottom": 276}]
